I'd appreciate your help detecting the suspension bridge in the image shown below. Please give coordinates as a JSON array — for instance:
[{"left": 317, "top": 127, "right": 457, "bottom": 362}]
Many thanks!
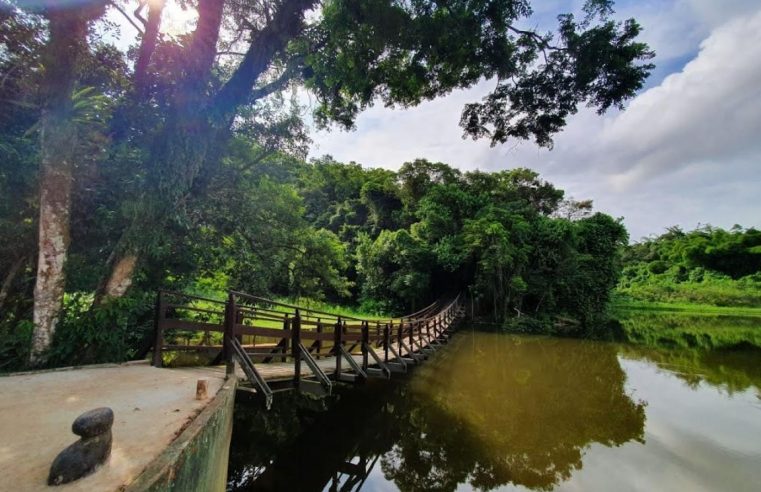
[{"left": 152, "top": 290, "right": 466, "bottom": 407}]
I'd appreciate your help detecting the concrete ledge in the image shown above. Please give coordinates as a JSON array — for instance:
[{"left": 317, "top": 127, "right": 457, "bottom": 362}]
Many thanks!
[
  {"left": 125, "top": 376, "right": 238, "bottom": 492},
  {"left": 0, "top": 359, "right": 149, "bottom": 378}
]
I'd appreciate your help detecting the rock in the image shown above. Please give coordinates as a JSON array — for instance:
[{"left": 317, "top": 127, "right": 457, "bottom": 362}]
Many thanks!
[
  {"left": 72, "top": 407, "right": 114, "bottom": 438},
  {"left": 48, "top": 408, "right": 113, "bottom": 486}
]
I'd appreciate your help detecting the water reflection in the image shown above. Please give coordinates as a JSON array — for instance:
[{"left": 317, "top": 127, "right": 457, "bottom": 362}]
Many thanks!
[
  {"left": 619, "top": 337, "right": 761, "bottom": 397},
  {"left": 228, "top": 332, "right": 647, "bottom": 491}
]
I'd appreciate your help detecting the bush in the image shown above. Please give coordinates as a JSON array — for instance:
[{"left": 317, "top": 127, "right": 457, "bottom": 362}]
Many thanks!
[
  {"left": 0, "top": 319, "right": 33, "bottom": 372},
  {"left": 45, "top": 291, "right": 155, "bottom": 367}
]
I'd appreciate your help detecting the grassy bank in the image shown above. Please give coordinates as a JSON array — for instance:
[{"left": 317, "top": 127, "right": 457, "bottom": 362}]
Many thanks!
[{"left": 613, "top": 298, "right": 761, "bottom": 318}]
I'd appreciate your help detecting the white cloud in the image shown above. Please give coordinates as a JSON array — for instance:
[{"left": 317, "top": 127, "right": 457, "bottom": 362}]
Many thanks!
[{"left": 601, "top": 9, "right": 761, "bottom": 189}]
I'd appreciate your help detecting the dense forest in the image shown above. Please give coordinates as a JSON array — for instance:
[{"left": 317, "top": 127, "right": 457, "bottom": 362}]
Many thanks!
[
  {"left": 0, "top": 0, "right": 655, "bottom": 369},
  {"left": 618, "top": 226, "right": 761, "bottom": 307}
]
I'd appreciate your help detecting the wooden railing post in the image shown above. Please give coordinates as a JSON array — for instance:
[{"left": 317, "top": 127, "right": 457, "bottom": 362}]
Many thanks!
[
  {"left": 316, "top": 318, "right": 323, "bottom": 358},
  {"left": 292, "top": 309, "right": 301, "bottom": 388},
  {"left": 235, "top": 308, "right": 243, "bottom": 345},
  {"left": 224, "top": 292, "right": 236, "bottom": 377},
  {"left": 384, "top": 323, "right": 390, "bottom": 363},
  {"left": 334, "top": 316, "right": 343, "bottom": 376},
  {"left": 152, "top": 291, "right": 165, "bottom": 368},
  {"left": 408, "top": 318, "right": 414, "bottom": 348},
  {"left": 397, "top": 321, "right": 403, "bottom": 353},
  {"left": 361, "top": 320, "right": 369, "bottom": 371},
  {"left": 282, "top": 314, "right": 290, "bottom": 363}
]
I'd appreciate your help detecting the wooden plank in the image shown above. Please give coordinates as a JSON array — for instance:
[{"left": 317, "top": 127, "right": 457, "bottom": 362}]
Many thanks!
[
  {"left": 162, "top": 344, "right": 221, "bottom": 351},
  {"left": 162, "top": 319, "right": 224, "bottom": 332},
  {"left": 300, "top": 331, "right": 334, "bottom": 341},
  {"left": 235, "top": 324, "right": 290, "bottom": 338}
]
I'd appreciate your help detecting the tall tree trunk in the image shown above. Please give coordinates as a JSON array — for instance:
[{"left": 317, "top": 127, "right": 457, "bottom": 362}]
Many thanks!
[{"left": 29, "top": 10, "right": 89, "bottom": 365}]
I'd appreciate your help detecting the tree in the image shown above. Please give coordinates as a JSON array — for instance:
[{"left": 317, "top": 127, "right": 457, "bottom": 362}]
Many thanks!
[
  {"left": 4, "top": 0, "right": 654, "bottom": 361},
  {"left": 97, "top": 0, "right": 653, "bottom": 307},
  {"left": 27, "top": 2, "right": 108, "bottom": 364}
]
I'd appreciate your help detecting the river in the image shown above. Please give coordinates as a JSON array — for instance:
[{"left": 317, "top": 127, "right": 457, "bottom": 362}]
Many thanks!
[{"left": 227, "top": 329, "right": 761, "bottom": 491}]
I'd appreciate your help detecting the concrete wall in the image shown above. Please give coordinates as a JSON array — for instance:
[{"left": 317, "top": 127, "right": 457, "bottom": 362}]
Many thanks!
[{"left": 126, "top": 376, "right": 237, "bottom": 492}]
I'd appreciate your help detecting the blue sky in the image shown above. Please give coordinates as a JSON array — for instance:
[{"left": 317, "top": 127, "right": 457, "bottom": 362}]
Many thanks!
[{"left": 307, "top": 0, "right": 761, "bottom": 241}]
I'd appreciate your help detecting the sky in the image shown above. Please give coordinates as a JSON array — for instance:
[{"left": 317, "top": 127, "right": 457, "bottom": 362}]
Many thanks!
[
  {"left": 105, "top": 0, "right": 761, "bottom": 241},
  {"left": 306, "top": 0, "right": 761, "bottom": 241}
]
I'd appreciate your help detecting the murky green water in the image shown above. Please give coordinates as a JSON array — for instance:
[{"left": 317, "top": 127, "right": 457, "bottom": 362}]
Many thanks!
[{"left": 227, "top": 330, "right": 761, "bottom": 491}]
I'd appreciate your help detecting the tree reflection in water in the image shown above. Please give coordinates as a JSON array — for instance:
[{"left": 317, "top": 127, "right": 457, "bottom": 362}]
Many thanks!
[{"left": 228, "top": 333, "right": 646, "bottom": 492}]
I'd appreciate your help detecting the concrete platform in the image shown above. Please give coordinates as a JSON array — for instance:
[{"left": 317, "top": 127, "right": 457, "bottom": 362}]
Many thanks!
[{"left": 0, "top": 362, "right": 226, "bottom": 492}]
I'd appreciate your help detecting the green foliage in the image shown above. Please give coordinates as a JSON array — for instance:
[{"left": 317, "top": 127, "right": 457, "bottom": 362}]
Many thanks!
[
  {"left": 305, "top": 0, "right": 654, "bottom": 147},
  {"left": 618, "top": 226, "right": 761, "bottom": 307},
  {"left": 45, "top": 291, "right": 154, "bottom": 367}
]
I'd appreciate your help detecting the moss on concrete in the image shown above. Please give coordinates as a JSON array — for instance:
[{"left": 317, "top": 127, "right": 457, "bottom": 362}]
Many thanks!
[{"left": 126, "top": 376, "right": 237, "bottom": 492}]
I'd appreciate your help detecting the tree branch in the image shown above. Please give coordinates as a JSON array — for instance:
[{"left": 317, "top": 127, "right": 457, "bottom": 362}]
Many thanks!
[
  {"left": 506, "top": 24, "right": 566, "bottom": 63},
  {"left": 133, "top": 0, "right": 164, "bottom": 96},
  {"left": 212, "top": 0, "right": 316, "bottom": 121},
  {"left": 108, "top": 1, "right": 144, "bottom": 35},
  {"left": 249, "top": 65, "right": 295, "bottom": 101}
]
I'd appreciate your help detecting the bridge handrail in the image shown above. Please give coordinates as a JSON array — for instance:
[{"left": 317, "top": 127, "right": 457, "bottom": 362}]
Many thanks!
[{"left": 151, "top": 289, "right": 464, "bottom": 379}]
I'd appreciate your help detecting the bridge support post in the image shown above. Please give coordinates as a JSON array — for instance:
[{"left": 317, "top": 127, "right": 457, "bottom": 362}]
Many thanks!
[{"left": 292, "top": 310, "right": 301, "bottom": 389}]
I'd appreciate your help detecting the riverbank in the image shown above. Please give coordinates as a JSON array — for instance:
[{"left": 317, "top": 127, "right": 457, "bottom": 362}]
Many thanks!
[{"left": 612, "top": 299, "right": 761, "bottom": 317}]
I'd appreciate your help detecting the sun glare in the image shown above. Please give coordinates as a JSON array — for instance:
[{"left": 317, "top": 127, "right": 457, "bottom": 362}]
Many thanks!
[{"left": 159, "top": 0, "right": 198, "bottom": 37}]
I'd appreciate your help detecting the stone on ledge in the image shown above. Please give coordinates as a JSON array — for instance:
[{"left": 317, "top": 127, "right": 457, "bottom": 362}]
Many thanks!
[{"left": 48, "top": 407, "right": 114, "bottom": 486}]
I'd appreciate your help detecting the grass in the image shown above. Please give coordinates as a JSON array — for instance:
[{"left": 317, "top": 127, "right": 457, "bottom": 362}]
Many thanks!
[
  {"left": 612, "top": 298, "right": 761, "bottom": 318},
  {"left": 275, "top": 297, "right": 396, "bottom": 322},
  {"left": 616, "top": 278, "right": 761, "bottom": 308}
]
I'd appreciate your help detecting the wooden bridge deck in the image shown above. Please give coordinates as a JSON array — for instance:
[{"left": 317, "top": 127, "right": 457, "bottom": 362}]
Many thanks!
[{"left": 187, "top": 335, "right": 430, "bottom": 383}]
